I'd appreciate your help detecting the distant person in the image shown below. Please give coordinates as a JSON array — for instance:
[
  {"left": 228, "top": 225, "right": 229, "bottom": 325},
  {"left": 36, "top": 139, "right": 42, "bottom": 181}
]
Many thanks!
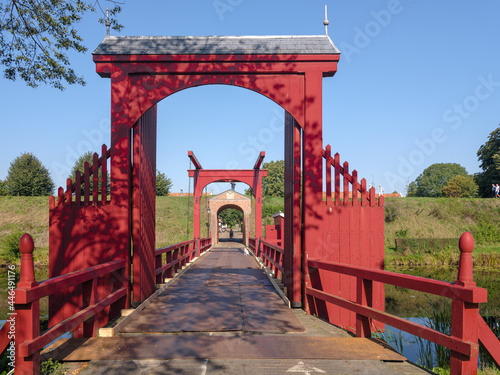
[
  {"left": 229, "top": 228, "right": 234, "bottom": 238},
  {"left": 492, "top": 184, "right": 497, "bottom": 198},
  {"left": 379, "top": 185, "right": 384, "bottom": 196},
  {"left": 496, "top": 184, "right": 500, "bottom": 198}
]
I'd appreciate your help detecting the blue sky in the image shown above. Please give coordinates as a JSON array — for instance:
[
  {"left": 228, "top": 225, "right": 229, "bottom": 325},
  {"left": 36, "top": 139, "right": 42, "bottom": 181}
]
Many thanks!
[{"left": 1, "top": 0, "right": 499, "bottom": 196}]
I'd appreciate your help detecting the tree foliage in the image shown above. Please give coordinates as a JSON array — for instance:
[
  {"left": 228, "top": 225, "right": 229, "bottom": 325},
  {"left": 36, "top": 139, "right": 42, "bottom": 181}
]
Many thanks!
[
  {"left": 218, "top": 208, "right": 243, "bottom": 227},
  {"left": 156, "top": 170, "right": 172, "bottom": 196},
  {"left": 0, "top": 0, "right": 122, "bottom": 90},
  {"left": 475, "top": 126, "right": 500, "bottom": 197},
  {"left": 442, "top": 175, "right": 478, "bottom": 198},
  {"left": 6, "top": 152, "right": 54, "bottom": 196},
  {"left": 68, "top": 151, "right": 109, "bottom": 194},
  {"left": 0, "top": 179, "right": 7, "bottom": 195},
  {"left": 409, "top": 163, "right": 468, "bottom": 197},
  {"left": 262, "top": 160, "right": 284, "bottom": 197}
]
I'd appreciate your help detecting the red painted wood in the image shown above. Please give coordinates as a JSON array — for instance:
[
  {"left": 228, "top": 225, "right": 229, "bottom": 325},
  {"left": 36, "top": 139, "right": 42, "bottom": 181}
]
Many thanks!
[
  {"left": 355, "top": 278, "right": 372, "bottom": 338},
  {"left": 101, "top": 144, "right": 108, "bottom": 201},
  {"left": 456, "top": 232, "right": 476, "bottom": 287},
  {"left": 306, "top": 287, "right": 474, "bottom": 357},
  {"left": 334, "top": 153, "right": 340, "bottom": 206},
  {"left": 254, "top": 151, "right": 265, "bottom": 169},
  {"left": 75, "top": 170, "right": 81, "bottom": 205},
  {"left": 93, "top": 153, "right": 99, "bottom": 203},
  {"left": 451, "top": 299, "right": 480, "bottom": 374},
  {"left": 132, "top": 106, "right": 157, "bottom": 304},
  {"left": 20, "top": 288, "right": 126, "bottom": 357},
  {"left": 187, "top": 168, "right": 267, "bottom": 241},
  {"left": 15, "top": 234, "right": 40, "bottom": 373},
  {"left": 307, "top": 259, "right": 487, "bottom": 303},
  {"left": 325, "top": 145, "right": 332, "bottom": 204},
  {"left": 18, "top": 260, "right": 125, "bottom": 304},
  {"left": 478, "top": 315, "right": 500, "bottom": 368},
  {"left": 292, "top": 123, "right": 302, "bottom": 306},
  {"left": 343, "top": 161, "right": 349, "bottom": 206},
  {"left": 84, "top": 161, "right": 90, "bottom": 205}
]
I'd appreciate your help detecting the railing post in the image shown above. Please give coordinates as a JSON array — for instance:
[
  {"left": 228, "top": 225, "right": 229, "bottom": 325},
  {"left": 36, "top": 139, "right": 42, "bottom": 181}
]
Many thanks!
[
  {"left": 82, "top": 277, "right": 98, "bottom": 337},
  {"left": 356, "top": 277, "right": 372, "bottom": 338},
  {"left": 451, "top": 232, "right": 479, "bottom": 375},
  {"left": 196, "top": 238, "right": 200, "bottom": 258},
  {"left": 155, "top": 251, "right": 162, "bottom": 285},
  {"left": 15, "top": 233, "right": 40, "bottom": 375}
]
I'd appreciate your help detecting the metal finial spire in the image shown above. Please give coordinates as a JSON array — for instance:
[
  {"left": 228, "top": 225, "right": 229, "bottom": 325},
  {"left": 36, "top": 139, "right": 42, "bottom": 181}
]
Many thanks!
[
  {"left": 323, "top": 5, "right": 330, "bottom": 35},
  {"left": 106, "top": 7, "right": 111, "bottom": 36}
]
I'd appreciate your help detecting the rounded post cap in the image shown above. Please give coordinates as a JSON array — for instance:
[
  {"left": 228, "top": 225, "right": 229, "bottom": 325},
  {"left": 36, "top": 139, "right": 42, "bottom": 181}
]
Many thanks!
[
  {"left": 459, "top": 232, "right": 474, "bottom": 254},
  {"left": 19, "top": 233, "right": 34, "bottom": 254}
]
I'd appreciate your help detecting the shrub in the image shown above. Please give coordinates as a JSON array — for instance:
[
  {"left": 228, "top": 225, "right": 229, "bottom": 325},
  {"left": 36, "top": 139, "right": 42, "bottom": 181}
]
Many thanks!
[
  {"left": 0, "top": 231, "right": 23, "bottom": 263},
  {"left": 443, "top": 175, "right": 479, "bottom": 198},
  {"left": 385, "top": 203, "right": 399, "bottom": 223}
]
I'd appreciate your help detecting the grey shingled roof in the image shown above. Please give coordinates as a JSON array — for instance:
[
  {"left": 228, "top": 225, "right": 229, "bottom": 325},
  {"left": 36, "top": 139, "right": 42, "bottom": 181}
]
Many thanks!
[{"left": 93, "top": 35, "right": 340, "bottom": 55}]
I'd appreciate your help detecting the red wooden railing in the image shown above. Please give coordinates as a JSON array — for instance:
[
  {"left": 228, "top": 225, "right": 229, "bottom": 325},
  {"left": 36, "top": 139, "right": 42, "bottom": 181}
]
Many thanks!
[
  {"left": 248, "top": 236, "right": 257, "bottom": 256},
  {"left": 306, "top": 232, "right": 500, "bottom": 374},
  {"left": 323, "top": 144, "right": 383, "bottom": 207},
  {"left": 0, "top": 234, "right": 126, "bottom": 374},
  {"left": 247, "top": 237, "right": 284, "bottom": 280},
  {"left": 155, "top": 239, "right": 196, "bottom": 283},
  {"left": 49, "top": 144, "right": 111, "bottom": 208},
  {"left": 155, "top": 237, "right": 212, "bottom": 284},
  {"left": 260, "top": 239, "right": 284, "bottom": 279},
  {"left": 199, "top": 236, "right": 212, "bottom": 255}
]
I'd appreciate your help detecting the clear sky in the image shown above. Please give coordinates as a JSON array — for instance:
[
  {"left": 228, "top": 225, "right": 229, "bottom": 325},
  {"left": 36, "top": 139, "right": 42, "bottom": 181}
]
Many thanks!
[{"left": 1, "top": 0, "right": 499, "bottom": 197}]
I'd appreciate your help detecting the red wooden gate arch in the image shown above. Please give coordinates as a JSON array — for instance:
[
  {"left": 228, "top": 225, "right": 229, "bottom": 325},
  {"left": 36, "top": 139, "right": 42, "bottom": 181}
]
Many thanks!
[{"left": 91, "top": 35, "right": 341, "bottom": 306}]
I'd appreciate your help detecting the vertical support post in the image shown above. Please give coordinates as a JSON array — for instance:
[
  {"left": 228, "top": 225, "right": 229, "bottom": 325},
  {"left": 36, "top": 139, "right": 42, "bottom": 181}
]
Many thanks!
[
  {"left": 132, "top": 122, "right": 142, "bottom": 305},
  {"left": 15, "top": 233, "right": 40, "bottom": 374},
  {"left": 302, "top": 70, "right": 324, "bottom": 272},
  {"left": 356, "top": 277, "right": 373, "bottom": 338},
  {"left": 292, "top": 122, "right": 302, "bottom": 307},
  {"left": 110, "top": 71, "right": 132, "bottom": 309},
  {"left": 192, "top": 175, "right": 202, "bottom": 242},
  {"left": 451, "top": 232, "right": 479, "bottom": 374},
  {"left": 254, "top": 170, "right": 263, "bottom": 240},
  {"left": 82, "top": 277, "right": 98, "bottom": 337}
]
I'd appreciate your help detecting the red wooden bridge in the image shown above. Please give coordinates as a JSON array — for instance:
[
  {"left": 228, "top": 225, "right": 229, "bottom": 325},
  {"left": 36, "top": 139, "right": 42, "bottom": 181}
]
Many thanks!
[{"left": 1, "top": 33, "right": 499, "bottom": 374}]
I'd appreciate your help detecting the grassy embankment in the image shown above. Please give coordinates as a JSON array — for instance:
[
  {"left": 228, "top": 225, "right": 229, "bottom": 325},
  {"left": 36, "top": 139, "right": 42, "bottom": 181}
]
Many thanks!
[{"left": 384, "top": 197, "right": 500, "bottom": 268}]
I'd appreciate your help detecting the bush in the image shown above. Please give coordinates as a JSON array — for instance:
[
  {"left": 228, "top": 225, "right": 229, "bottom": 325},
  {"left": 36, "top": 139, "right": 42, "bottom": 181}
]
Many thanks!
[
  {"left": 385, "top": 203, "right": 399, "bottom": 223},
  {"left": 0, "top": 231, "right": 23, "bottom": 263},
  {"left": 443, "top": 175, "right": 478, "bottom": 198}
]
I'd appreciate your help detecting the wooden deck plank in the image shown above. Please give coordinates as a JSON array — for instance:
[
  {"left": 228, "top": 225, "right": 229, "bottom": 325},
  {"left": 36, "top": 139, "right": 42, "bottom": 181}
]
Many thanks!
[{"left": 43, "top": 336, "right": 406, "bottom": 361}]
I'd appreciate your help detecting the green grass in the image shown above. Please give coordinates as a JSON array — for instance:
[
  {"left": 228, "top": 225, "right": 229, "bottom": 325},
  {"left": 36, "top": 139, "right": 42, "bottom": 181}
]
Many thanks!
[{"left": 385, "top": 197, "right": 500, "bottom": 266}]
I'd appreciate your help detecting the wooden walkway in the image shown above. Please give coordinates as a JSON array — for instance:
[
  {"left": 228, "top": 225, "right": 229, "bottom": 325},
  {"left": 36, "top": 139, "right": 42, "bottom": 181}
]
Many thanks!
[{"left": 43, "top": 243, "right": 431, "bottom": 375}]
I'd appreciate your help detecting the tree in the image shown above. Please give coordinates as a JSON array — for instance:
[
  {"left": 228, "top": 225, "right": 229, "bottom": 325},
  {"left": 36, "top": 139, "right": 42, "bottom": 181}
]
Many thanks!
[
  {"left": 262, "top": 160, "right": 284, "bottom": 197},
  {"left": 406, "top": 181, "right": 417, "bottom": 197},
  {"left": 219, "top": 208, "right": 243, "bottom": 227},
  {"left": 410, "top": 163, "right": 468, "bottom": 197},
  {"left": 0, "top": 179, "right": 7, "bottom": 195},
  {"left": 0, "top": 1, "right": 122, "bottom": 90},
  {"left": 156, "top": 170, "right": 172, "bottom": 196},
  {"left": 476, "top": 126, "right": 500, "bottom": 197},
  {"left": 68, "top": 151, "right": 109, "bottom": 195},
  {"left": 5, "top": 152, "right": 54, "bottom": 195},
  {"left": 443, "top": 175, "right": 479, "bottom": 198}
]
